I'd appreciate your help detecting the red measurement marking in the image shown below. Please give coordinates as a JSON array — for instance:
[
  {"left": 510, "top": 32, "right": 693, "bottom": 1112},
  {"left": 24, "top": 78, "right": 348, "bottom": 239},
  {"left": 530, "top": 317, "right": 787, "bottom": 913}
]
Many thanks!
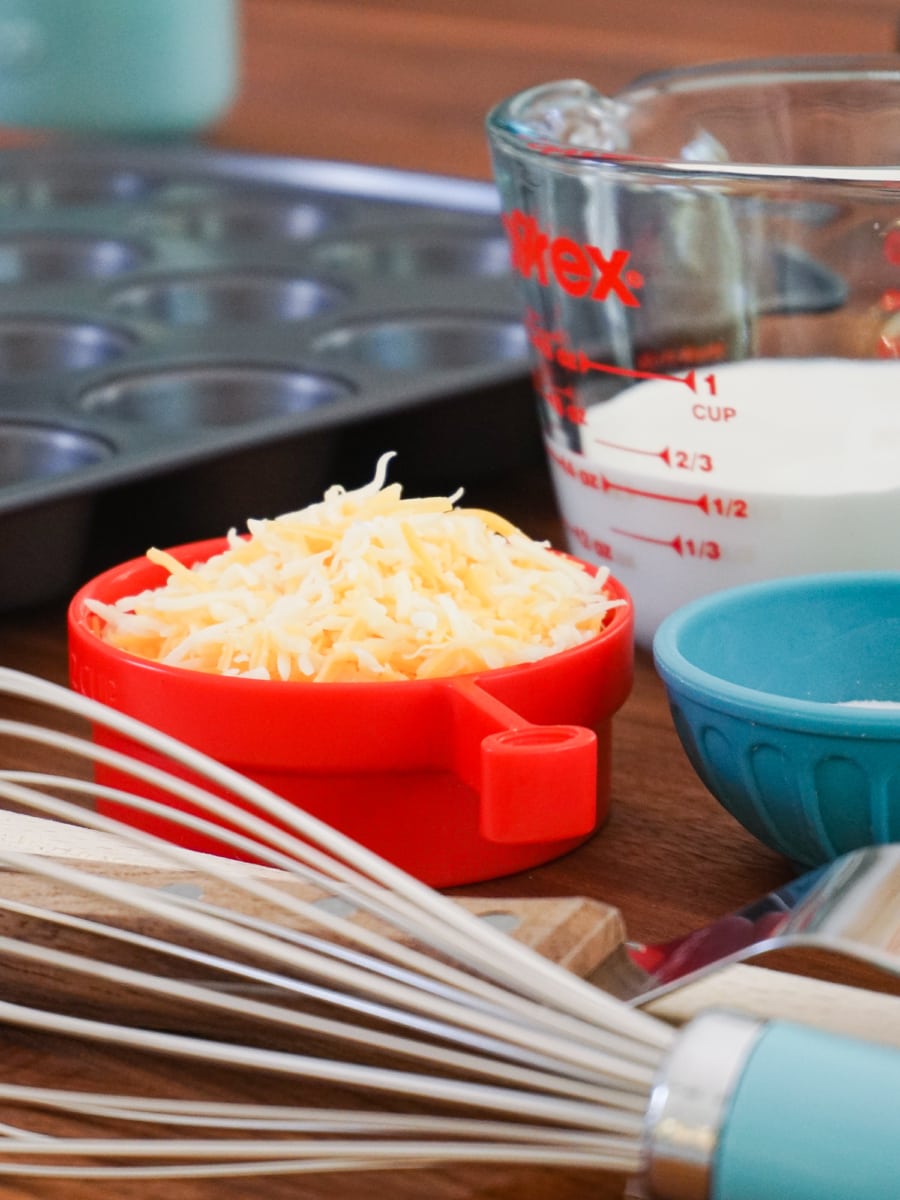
[
  {"left": 683, "top": 539, "right": 721, "bottom": 559},
  {"left": 610, "top": 531, "right": 721, "bottom": 559},
  {"left": 594, "top": 442, "right": 716, "bottom": 473},
  {"left": 593, "top": 437, "right": 672, "bottom": 465},
  {"left": 611, "top": 528, "right": 685, "bottom": 555},
  {"left": 602, "top": 477, "right": 709, "bottom": 512},
  {"left": 577, "top": 351, "right": 696, "bottom": 391},
  {"left": 710, "top": 497, "right": 749, "bottom": 518},
  {"left": 523, "top": 311, "right": 697, "bottom": 391},
  {"left": 672, "top": 449, "right": 714, "bottom": 473},
  {"left": 545, "top": 392, "right": 587, "bottom": 423},
  {"left": 884, "top": 228, "right": 900, "bottom": 267},
  {"left": 566, "top": 523, "right": 614, "bottom": 561},
  {"left": 636, "top": 342, "right": 727, "bottom": 371}
]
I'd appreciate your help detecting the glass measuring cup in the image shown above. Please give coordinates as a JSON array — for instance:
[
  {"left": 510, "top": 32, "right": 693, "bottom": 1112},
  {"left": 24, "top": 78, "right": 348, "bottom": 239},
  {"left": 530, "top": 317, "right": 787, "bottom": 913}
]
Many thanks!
[{"left": 487, "top": 56, "right": 900, "bottom": 646}]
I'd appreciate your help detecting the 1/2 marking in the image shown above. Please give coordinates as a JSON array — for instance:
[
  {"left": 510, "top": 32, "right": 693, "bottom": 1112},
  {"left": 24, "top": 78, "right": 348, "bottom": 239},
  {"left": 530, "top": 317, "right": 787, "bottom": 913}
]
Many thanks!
[
  {"left": 711, "top": 497, "right": 749, "bottom": 518},
  {"left": 602, "top": 477, "right": 710, "bottom": 511}
]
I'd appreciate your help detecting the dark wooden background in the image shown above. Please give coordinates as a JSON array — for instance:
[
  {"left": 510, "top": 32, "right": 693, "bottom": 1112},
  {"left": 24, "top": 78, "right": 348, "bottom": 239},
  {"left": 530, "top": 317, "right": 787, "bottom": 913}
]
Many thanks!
[
  {"left": 0, "top": 2, "right": 898, "bottom": 1196},
  {"left": 213, "top": 0, "right": 900, "bottom": 180}
]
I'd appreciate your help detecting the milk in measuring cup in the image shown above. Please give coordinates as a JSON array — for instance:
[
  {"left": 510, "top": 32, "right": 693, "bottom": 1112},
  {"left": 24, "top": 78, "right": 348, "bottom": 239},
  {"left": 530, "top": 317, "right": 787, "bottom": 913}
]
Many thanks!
[{"left": 547, "top": 358, "right": 900, "bottom": 646}]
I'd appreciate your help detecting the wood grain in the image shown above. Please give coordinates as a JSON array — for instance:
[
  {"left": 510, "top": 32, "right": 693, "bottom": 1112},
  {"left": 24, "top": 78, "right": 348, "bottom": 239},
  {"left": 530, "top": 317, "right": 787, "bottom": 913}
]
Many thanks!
[
  {"left": 208, "top": 0, "right": 900, "bottom": 178},
  {"left": 0, "top": 820, "right": 892, "bottom": 1045},
  {"left": 1, "top": 2, "right": 899, "bottom": 1196}
]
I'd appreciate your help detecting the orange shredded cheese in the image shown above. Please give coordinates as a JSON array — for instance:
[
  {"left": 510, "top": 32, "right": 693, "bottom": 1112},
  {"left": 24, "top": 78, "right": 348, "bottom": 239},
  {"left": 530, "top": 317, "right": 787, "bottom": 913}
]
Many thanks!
[{"left": 87, "top": 453, "right": 621, "bottom": 682}]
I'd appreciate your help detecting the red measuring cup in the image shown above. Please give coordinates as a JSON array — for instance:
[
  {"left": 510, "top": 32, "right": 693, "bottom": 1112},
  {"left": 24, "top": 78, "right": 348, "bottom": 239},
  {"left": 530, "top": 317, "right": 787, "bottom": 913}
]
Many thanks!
[{"left": 68, "top": 538, "right": 634, "bottom": 886}]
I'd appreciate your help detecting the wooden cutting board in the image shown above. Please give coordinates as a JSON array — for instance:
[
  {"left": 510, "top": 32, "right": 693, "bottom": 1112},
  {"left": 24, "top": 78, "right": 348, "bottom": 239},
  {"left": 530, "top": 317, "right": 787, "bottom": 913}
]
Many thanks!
[{"left": 0, "top": 809, "right": 897, "bottom": 1046}]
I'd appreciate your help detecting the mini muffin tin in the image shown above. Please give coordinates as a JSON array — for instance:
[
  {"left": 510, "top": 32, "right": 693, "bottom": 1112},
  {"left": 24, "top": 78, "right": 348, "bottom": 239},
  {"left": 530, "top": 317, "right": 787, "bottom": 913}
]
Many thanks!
[{"left": 0, "top": 144, "right": 538, "bottom": 611}]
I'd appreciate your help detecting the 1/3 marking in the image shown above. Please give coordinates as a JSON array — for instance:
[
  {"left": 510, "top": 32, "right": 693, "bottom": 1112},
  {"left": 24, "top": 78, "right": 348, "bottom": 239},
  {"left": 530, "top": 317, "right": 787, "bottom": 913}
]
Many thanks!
[
  {"left": 609, "top": 529, "right": 723, "bottom": 559},
  {"left": 681, "top": 539, "right": 721, "bottom": 559}
]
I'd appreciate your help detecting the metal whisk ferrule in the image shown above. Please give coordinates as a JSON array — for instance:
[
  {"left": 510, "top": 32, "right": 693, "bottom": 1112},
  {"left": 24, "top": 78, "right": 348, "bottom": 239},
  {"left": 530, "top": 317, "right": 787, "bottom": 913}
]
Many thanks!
[{"left": 642, "top": 1011, "right": 763, "bottom": 1200}]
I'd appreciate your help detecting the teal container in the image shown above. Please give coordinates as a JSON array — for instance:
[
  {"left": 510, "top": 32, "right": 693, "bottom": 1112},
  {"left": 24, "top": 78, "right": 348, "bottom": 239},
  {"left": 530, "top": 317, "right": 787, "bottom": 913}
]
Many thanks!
[
  {"left": 652, "top": 571, "right": 900, "bottom": 866},
  {"left": 0, "top": 0, "right": 238, "bottom": 136}
]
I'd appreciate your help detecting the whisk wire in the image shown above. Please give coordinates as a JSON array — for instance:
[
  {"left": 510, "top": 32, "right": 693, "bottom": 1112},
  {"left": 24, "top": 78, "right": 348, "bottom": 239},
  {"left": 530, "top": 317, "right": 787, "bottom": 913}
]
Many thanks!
[
  {"left": 0, "top": 771, "right": 661, "bottom": 1096},
  {"left": 0, "top": 666, "right": 670, "bottom": 1180},
  {"left": 0, "top": 668, "right": 670, "bottom": 1047},
  {"left": 0, "top": 722, "right": 669, "bottom": 1067},
  {"left": 0, "top": 888, "right": 651, "bottom": 1113}
]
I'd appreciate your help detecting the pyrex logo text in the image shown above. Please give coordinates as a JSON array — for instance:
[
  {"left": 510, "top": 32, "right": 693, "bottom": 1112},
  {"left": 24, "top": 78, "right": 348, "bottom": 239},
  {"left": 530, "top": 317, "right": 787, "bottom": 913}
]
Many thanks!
[{"left": 502, "top": 210, "right": 643, "bottom": 307}]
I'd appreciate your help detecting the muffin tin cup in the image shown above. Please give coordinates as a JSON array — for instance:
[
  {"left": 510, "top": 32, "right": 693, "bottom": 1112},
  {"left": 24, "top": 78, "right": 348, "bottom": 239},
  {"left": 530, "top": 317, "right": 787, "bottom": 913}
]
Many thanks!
[{"left": 0, "top": 145, "right": 537, "bottom": 610}]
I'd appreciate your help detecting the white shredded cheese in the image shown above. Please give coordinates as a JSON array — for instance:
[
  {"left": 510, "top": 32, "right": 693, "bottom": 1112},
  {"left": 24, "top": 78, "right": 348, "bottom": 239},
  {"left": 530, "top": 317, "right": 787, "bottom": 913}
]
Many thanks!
[{"left": 87, "top": 452, "right": 621, "bottom": 682}]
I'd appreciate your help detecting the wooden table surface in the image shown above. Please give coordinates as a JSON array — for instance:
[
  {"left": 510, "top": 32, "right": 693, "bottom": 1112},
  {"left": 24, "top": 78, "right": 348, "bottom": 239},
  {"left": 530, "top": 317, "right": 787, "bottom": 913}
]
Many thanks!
[{"left": 1, "top": 1, "right": 900, "bottom": 1196}]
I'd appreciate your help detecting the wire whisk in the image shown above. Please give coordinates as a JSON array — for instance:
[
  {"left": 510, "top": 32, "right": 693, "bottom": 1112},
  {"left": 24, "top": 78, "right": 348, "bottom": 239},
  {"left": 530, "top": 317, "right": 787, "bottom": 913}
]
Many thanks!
[
  {"left": 0, "top": 665, "right": 898, "bottom": 1200},
  {"left": 0, "top": 665, "right": 668, "bottom": 1183}
]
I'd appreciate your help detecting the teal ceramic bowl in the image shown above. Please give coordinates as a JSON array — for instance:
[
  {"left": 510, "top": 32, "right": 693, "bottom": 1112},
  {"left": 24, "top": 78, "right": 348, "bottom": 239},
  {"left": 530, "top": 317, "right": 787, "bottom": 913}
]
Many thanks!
[{"left": 653, "top": 572, "right": 900, "bottom": 866}]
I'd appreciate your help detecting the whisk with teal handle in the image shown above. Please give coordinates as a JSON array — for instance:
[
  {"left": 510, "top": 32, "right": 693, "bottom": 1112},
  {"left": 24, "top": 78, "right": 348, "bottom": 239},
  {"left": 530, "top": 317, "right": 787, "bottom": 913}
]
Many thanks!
[
  {"left": 645, "top": 1010, "right": 899, "bottom": 1200},
  {"left": 0, "top": 665, "right": 895, "bottom": 1199}
]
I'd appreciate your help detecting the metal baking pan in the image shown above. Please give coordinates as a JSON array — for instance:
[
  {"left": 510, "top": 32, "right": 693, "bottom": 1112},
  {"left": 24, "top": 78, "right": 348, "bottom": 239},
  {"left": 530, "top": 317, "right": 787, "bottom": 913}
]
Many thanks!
[{"left": 0, "top": 144, "right": 538, "bottom": 610}]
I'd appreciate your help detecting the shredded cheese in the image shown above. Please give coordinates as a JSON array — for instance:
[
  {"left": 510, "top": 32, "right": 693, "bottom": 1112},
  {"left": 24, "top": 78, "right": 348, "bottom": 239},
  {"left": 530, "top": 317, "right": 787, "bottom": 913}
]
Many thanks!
[{"left": 87, "top": 453, "right": 621, "bottom": 682}]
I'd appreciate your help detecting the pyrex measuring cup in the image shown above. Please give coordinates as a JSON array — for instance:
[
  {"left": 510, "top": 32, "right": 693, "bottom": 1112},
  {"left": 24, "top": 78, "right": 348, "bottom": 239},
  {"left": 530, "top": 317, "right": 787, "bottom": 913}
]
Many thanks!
[{"left": 487, "top": 56, "right": 900, "bottom": 646}]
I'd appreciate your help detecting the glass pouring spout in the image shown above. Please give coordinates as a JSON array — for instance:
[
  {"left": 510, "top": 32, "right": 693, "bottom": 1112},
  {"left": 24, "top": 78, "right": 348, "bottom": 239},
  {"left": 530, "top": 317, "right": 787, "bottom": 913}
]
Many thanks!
[{"left": 491, "top": 79, "right": 634, "bottom": 154}]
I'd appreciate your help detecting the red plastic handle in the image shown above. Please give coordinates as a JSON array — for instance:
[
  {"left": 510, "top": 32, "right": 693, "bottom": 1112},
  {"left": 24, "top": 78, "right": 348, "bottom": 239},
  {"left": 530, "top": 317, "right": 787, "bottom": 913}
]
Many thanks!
[{"left": 445, "top": 677, "right": 597, "bottom": 845}]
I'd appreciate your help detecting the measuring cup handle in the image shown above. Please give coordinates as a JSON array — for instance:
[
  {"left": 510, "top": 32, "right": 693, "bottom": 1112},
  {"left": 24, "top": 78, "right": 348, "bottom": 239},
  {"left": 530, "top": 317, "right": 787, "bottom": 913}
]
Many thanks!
[{"left": 445, "top": 677, "right": 597, "bottom": 845}]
